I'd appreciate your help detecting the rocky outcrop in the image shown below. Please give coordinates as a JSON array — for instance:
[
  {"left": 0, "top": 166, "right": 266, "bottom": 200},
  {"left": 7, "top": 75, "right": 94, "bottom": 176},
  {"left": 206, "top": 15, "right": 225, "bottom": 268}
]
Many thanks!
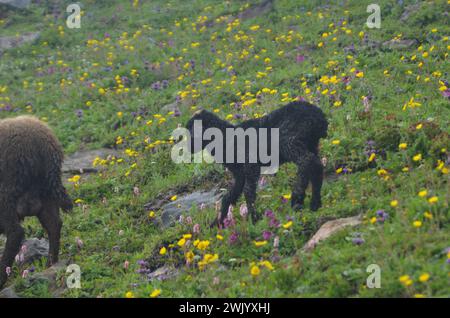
[
  {"left": 302, "top": 215, "right": 362, "bottom": 252},
  {"left": 382, "top": 39, "right": 418, "bottom": 50},
  {"left": 63, "top": 148, "right": 121, "bottom": 174},
  {"left": 0, "top": 32, "right": 40, "bottom": 52},
  {"left": 238, "top": 0, "right": 274, "bottom": 21},
  {"left": 0, "top": 0, "right": 31, "bottom": 9},
  {"left": 0, "top": 238, "right": 49, "bottom": 265},
  {"left": 145, "top": 188, "right": 223, "bottom": 228}
]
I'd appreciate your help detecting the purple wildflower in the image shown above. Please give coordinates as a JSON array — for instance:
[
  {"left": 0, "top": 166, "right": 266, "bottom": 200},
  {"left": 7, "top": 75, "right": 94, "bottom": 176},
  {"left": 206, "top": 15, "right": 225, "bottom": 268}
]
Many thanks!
[
  {"left": 137, "top": 259, "right": 148, "bottom": 267},
  {"left": 193, "top": 223, "right": 200, "bottom": 234},
  {"left": 442, "top": 89, "right": 450, "bottom": 99},
  {"left": 228, "top": 232, "right": 239, "bottom": 245},
  {"left": 262, "top": 231, "right": 272, "bottom": 241},
  {"left": 352, "top": 237, "right": 365, "bottom": 245},
  {"left": 376, "top": 210, "right": 389, "bottom": 222},
  {"left": 151, "top": 81, "right": 161, "bottom": 90},
  {"left": 259, "top": 176, "right": 267, "bottom": 188},
  {"left": 264, "top": 210, "right": 274, "bottom": 219},
  {"left": 296, "top": 55, "right": 306, "bottom": 63}
]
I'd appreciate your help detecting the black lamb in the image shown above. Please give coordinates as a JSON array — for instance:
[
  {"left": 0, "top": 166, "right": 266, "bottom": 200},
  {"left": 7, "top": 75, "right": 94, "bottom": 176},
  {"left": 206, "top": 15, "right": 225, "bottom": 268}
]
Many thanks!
[{"left": 185, "top": 101, "right": 328, "bottom": 227}]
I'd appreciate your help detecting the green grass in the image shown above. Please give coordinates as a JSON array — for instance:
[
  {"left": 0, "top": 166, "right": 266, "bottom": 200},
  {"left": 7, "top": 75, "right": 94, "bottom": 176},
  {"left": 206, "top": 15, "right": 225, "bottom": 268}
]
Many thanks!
[{"left": 0, "top": 0, "right": 449, "bottom": 298}]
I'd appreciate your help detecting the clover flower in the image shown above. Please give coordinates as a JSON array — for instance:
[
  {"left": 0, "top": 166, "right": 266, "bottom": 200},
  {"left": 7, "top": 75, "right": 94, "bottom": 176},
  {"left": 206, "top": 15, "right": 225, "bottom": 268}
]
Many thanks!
[
  {"left": 352, "top": 237, "right": 365, "bottom": 245},
  {"left": 228, "top": 232, "right": 239, "bottom": 245},
  {"left": 262, "top": 231, "right": 272, "bottom": 241},
  {"left": 376, "top": 210, "right": 389, "bottom": 222},
  {"left": 239, "top": 203, "right": 248, "bottom": 219}
]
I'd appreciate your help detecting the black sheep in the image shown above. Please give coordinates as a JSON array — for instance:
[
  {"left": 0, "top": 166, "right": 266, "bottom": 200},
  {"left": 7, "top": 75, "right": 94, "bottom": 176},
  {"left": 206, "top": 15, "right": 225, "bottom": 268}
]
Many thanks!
[{"left": 185, "top": 101, "right": 328, "bottom": 226}]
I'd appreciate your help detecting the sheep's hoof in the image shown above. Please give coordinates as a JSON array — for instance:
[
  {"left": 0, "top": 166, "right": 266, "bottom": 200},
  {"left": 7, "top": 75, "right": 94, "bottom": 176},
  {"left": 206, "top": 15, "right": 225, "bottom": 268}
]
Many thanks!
[
  {"left": 0, "top": 272, "right": 7, "bottom": 289},
  {"left": 291, "top": 202, "right": 304, "bottom": 211},
  {"left": 210, "top": 219, "right": 221, "bottom": 229},
  {"left": 46, "top": 258, "right": 57, "bottom": 267},
  {"left": 251, "top": 213, "right": 261, "bottom": 224},
  {"left": 310, "top": 200, "right": 322, "bottom": 211}
]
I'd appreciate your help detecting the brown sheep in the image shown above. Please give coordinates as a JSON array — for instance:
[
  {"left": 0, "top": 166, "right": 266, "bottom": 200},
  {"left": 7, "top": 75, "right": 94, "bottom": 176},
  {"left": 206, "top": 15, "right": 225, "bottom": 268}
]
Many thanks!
[{"left": 0, "top": 116, "right": 73, "bottom": 288}]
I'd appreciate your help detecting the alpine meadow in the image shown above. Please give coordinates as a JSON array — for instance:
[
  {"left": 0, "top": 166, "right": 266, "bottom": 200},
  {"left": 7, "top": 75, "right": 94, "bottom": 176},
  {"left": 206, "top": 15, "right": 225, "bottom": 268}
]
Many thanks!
[{"left": 0, "top": 0, "right": 449, "bottom": 299}]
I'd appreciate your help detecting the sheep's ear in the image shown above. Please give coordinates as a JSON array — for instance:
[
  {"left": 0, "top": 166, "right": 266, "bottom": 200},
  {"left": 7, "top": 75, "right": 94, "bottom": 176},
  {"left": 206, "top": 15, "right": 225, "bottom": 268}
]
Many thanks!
[{"left": 193, "top": 109, "right": 205, "bottom": 116}]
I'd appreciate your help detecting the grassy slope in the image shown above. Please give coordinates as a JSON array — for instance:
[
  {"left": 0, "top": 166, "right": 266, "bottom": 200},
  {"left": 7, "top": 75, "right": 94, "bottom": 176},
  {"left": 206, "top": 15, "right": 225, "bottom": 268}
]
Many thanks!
[{"left": 0, "top": 0, "right": 449, "bottom": 297}]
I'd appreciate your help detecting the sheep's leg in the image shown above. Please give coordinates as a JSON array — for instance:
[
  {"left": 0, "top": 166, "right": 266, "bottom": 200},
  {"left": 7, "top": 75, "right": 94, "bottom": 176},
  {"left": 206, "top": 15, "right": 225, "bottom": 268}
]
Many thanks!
[
  {"left": 38, "top": 201, "right": 62, "bottom": 266},
  {"left": 0, "top": 221, "right": 24, "bottom": 288},
  {"left": 309, "top": 154, "right": 323, "bottom": 211},
  {"left": 244, "top": 171, "right": 260, "bottom": 224},
  {"left": 213, "top": 174, "right": 245, "bottom": 227},
  {"left": 291, "top": 151, "right": 315, "bottom": 211}
]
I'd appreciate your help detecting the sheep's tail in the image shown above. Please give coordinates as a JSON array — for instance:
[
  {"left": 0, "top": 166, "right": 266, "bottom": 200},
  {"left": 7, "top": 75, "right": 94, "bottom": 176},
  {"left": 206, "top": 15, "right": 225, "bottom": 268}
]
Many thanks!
[
  {"left": 56, "top": 186, "right": 74, "bottom": 213},
  {"left": 47, "top": 177, "right": 73, "bottom": 213},
  {"left": 46, "top": 152, "right": 74, "bottom": 213}
]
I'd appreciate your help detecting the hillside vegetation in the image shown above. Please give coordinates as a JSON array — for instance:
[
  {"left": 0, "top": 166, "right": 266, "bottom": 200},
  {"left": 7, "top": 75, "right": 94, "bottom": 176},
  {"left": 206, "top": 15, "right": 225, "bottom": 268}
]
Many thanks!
[{"left": 0, "top": 0, "right": 449, "bottom": 297}]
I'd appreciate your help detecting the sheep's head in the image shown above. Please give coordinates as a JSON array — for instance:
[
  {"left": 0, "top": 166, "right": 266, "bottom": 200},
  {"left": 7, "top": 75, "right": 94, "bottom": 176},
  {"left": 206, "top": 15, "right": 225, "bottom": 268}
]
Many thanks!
[{"left": 184, "top": 109, "right": 213, "bottom": 154}]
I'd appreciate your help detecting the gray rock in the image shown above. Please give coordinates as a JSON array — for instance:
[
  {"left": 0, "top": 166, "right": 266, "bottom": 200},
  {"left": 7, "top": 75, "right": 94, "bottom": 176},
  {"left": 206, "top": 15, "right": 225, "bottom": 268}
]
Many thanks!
[
  {"left": 302, "top": 215, "right": 362, "bottom": 252},
  {"left": 400, "top": 3, "right": 422, "bottom": 22},
  {"left": 63, "top": 148, "right": 121, "bottom": 174},
  {"left": 0, "top": 0, "right": 31, "bottom": 9},
  {"left": 0, "top": 287, "right": 19, "bottom": 298},
  {"left": 1, "top": 237, "right": 49, "bottom": 264},
  {"left": 159, "top": 189, "right": 223, "bottom": 227},
  {"left": 1, "top": 238, "right": 49, "bottom": 264},
  {"left": 239, "top": 0, "right": 274, "bottom": 20},
  {"left": 0, "top": 261, "right": 67, "bottom": 298},
  {"left": 21, "top": 238, "right": 49, "bottom": 264},
  {"left": 382, "top": 39, "right": 418, "bottom": 50},
  {"left": 160, "top": 101, "right": 180, "bottom": 114},
  {"left": 0, "top": 32, "right": 40, "bottom": 51},
  {"left": 28, "top": 261, "right": 66, "bottom": 296},
  {"left": 148, "top": 265, "right": 178, "bottom": 281}
]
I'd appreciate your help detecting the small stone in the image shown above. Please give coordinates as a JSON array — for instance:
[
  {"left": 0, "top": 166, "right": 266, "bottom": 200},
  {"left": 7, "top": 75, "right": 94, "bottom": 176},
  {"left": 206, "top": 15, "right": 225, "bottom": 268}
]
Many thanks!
[
  {"left": 157, "top": 189, "right": 223, "bottom": 228},
  {"left": 1, "top": 238, "right": 49, "bottom": 265},
  {"left": 0, "top": 287, "right": 19, "bottom": 298},
  {"left": 382, "top": 39, "right": 418, "bottom": 50},
  {"left": 302, "top": 215, "right": 362, "bottom": 252},
  {"left": 0, "top": 32, "right": 40, "bottom": 52},
  {"left": 0, "top": 0, "right": 31, "bottom": 9},
  {"left": 63, "top": 148, "right": 121, "bottom": 174},
  {"left": 147, "top": 265, "right": 178, "bottom": 281}
]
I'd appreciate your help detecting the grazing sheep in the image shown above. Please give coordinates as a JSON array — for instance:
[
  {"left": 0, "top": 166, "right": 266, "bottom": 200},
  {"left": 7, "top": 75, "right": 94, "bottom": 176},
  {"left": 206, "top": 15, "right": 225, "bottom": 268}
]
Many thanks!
[
  {"left": 0, "top": 116, "right": 73, "bottom": 288},
  {"left": 185, "top": 101, "right": 328, "bottom": 226}
]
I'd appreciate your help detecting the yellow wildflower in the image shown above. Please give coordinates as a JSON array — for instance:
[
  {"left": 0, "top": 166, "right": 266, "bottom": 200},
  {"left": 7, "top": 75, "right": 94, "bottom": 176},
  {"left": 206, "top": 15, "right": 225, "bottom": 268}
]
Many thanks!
[
  {"left": 428, "top": 196, "right": 438, "bottom": 204},
  {"left": 150, "top": 289, "right": 161, "bottom": 298},
  {"left": 418, "top": 190, "right": 427, "bottom": 197},
  {"left": 254, "top": 241, "right": 268, "bottom": 247},
  {"left": 125, "top": 291, "right": 134, "bottom": 298},
  {"left": 419, "top": 273, "right": 430, "bottom": 283},
  {"left": 282, "top": 221, "right": 293, "bottom": 229},
  {"left": 250, "top": 266, "right": 260, "bottom": 277}
]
